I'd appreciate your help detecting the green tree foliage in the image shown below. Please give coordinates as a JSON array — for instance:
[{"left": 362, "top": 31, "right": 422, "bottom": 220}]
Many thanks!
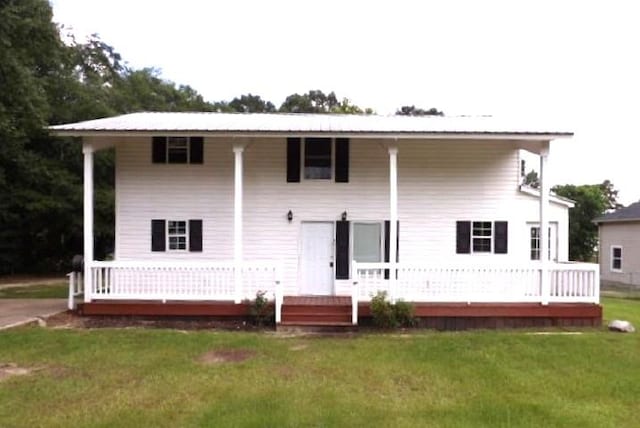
[
  {"left": 279, "top": 90, "right": 373, "bottom": 114},
  {"left": 396, "top": 105, "right": 444, "bottom": 116},
  {"left": 228, "top": 94, "right": 276, "bottom": 113},
  {"left": 0, "top": 0, "right": 222, "bottom": 273},
  {"left": 552, "top": 181, "right": 621, "bottom": 261},
  {"left": 523, "top": 169, "right": 540, "bottom": 188}
]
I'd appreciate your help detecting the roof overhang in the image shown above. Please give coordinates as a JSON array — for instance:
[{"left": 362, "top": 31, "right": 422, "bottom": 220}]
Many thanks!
[
  {"left": 594, "top": 218, "right": 640, "bottom": 225},
  {"left": 49, "top": 112, "right": 574, "bottom": 142},
  {"left": 519, "top": 186, "right": 575, "bottom": 208}
]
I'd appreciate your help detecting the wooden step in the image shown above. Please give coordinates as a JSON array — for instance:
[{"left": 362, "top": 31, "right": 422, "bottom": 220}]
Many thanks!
[
  {"left": 281, "top": 313, "right": 352, "bottom": 324},
  {"left": 282, "top": 304, "right": 351, "bottom": 314}
]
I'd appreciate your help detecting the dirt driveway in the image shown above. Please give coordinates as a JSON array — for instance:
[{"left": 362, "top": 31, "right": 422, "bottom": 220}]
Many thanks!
[{"left": 0, "top": 299, "right": 67, "bottom": 330}]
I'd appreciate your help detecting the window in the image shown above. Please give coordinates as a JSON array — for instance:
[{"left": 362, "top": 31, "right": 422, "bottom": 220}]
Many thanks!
[
  {"left": 472, "top": 221, "right": 492, "bottom": 252},
  {"left": 456, "top": 221, "right": 507, "bottom": 254},
  {"left": 304, "top": 138, "right": 332, "bottom": 179},
  {"left": 611, "top": 246, "right": 622, "bottom": 272},
  {"left": 353, "top": 223, "right": 382, "bottom": 262},
  {"left": 287, "top": 138, "right": 349, "bottom": 183},
  {"left": 530, "top": 227, "right": 552, "bottom": 260},
  {"left": 168, "top": 221, "right": 187, "bottom": 250},
  {"left": 151, "top": 219, "right": 202, "bottom": 252},
  {"left": 167, "top": 137, "right": 188, "bottom": 163},
  {"left": 152, "top": 136, "right": 203, "bottom": 164}
]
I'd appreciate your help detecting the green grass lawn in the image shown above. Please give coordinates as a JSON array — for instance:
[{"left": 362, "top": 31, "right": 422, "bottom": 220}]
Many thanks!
[
  {"left": 0, "top": 298, "right": 638, "bottom": 428},
  {"left": 0, "top": 282, "right": 68, "bottom": 299}
]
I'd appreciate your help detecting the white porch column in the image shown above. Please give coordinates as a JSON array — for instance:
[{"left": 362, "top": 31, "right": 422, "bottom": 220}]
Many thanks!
[
  {"left": 82, "top": 143, "right": 94, "bottom": 303},
  {"left": 389, "top": 146, "right": 398, "bottom": 302},
  {"left": 233, "top": 144, "right": 244, "bottom": 303},
  {"left": 539, "top": 142, "right": 550, "bottom": 305}
]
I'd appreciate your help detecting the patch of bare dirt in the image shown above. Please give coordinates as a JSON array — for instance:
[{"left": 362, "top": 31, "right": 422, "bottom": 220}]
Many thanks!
[
  {"left": 197, "top": 349, "right": 256, "bottom": 364},
  {"left": 289, "top": 344, "right": 308, "bottom": 351},
  {"left": 0, "top": 363, "right": 32, "bottom": 381}
]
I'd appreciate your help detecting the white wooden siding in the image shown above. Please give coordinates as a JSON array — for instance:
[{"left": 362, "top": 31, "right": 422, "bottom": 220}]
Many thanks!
[{"left": 114, "top": 137, "right": 569, "bottom": 296}]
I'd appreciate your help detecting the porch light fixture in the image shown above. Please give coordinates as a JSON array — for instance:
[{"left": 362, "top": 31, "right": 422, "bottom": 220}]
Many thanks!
[
  {"left": 287, "top": 210, "right": 293, "bottom": 222},
  {"left": 341, "top": 211, "right": 347, "bottom": 221}
]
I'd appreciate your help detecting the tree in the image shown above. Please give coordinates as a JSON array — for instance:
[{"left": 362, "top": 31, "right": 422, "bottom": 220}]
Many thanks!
[
  {"left": 279, "top": 90, "right": 339, "bottom": 113},
  {"left": 552, "top": 181, "right": 621, "bottom": 261},
  {"left": 395, "top": 105, "right": 444, "bottom": 116},
  {"left": 0, "top": 1, "right": 225, "bottom": 274},
  {"left": 228, "top": 94, "right": 276, "bottom": 113},
  {"left": 523, "top": 169, "right": 540, "bottom": 188}
]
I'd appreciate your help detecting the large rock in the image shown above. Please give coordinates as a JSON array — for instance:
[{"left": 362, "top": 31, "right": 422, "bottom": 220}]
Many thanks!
[{"left": 608, "top": 320, "right": 636, "bottom": 333}]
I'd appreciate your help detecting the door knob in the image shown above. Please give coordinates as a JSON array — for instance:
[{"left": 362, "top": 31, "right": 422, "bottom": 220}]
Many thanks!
[{"left": 329, "top": 262, "right": 334, "bottom": 267}]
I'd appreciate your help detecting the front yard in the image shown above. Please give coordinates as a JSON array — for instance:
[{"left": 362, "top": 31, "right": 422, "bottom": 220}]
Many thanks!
[{"left": 0, "top": 297, "right": 638, "bottom": 427}]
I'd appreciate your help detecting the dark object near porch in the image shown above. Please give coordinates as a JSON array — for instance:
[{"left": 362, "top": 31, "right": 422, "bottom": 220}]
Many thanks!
[{"left": 71, "top": 255, "right": 84, "bottom": 272}]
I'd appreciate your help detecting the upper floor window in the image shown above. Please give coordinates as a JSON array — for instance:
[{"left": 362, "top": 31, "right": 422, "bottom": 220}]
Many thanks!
[
  {"left": 611, "top": 246, "right": 623, "bottom": 272},
  {"left": 167, "top": 137, "right": 189, "bottom": 163},
  {"left": 287, "top": 137, "right": 349, "bottom": 183},
  {"left": 304, "top": 138, "right": 332, "bottom": 179},
  {"left": 152, "top": 136, "right": 203, "bottom": 164}
]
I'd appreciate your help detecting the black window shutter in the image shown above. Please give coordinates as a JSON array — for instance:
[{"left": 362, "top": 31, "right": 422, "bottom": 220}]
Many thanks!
[
  {"left": 190, "top": 137, "right": 203, "bottom": 164},
  {"left": 286, "top": 138, "right": 301, "bottom": 182},
  {"left": 384, "top": 220, "right": 400, "bottom": 279},
  {"left": 152, "top": 137, "right": 167, "bottom": 163},
  {"left": 335, "top": 138, "right": 349, "bottom": 183},
  {"left": 189, "top": 219, "right": 203, "bottom": 252},
  {"left": 336, "top": 220, "right": 350, "bottom": 279},
  {"left": 151, "top": 219, "right": 166, "bottom": 251},
  {"left": 456, "top": 221, "right": 471, "bottom": 254},
  {"left": 494, "top": 221, "right": 508, "bottom": 254}
]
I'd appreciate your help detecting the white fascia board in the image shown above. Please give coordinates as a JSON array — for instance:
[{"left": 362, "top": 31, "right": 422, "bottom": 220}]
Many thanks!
[{"left": 49, "top": 129, "right": 571, "bottom": 141}]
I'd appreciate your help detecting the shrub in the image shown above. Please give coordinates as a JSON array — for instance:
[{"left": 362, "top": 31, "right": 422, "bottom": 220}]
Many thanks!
[
  {"left": 371, "top": 291, "right": 396, "bottom": 328},
  {"left": 247, "top": 290, "right": 274, "bottom": 326},
  {"left": 370, "top": 291, "right": 416, "bottom": 328},
  {"left": 393, "top": 300, "right": 417, "bottom": 327}
]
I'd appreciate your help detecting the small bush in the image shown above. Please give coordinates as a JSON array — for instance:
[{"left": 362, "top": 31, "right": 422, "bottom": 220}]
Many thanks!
[
  {"left": 247, "top": 290, "right": 274, "bottom": 326},
  {"left": 371, "top": 291, "right": 396, "bottom": 328},
  {"left": 370, "top": 291, "right": 416, "bottom": 328},
  {"left": 393, "top": 300, "right": 416, "bottom": 327}
]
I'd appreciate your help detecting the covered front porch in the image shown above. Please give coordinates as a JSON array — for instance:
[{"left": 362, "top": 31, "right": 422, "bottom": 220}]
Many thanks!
[{"left": 69, "top": 259, "right": 601, "bottom": 326}]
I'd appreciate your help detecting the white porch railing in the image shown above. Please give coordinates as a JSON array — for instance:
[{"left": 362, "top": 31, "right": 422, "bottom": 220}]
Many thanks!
[
  {"left": 87, "top": 260, "right": 281, "bottom": 305},
  {"left": 352, "top": 261, "right": 600, "bottom": 305},
  {"left": 67, "top": 271, "right": 84, "bottom": 310}
]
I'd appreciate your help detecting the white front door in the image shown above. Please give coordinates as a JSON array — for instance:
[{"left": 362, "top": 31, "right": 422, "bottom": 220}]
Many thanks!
[{"left": 300, "top": 222, "right": 334, "bottom": 295}]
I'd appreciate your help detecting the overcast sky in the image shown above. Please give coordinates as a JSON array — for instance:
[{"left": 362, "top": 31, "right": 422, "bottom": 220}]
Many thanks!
[{"left": 51, "top": 0, "right": 639, "bottom": 204}]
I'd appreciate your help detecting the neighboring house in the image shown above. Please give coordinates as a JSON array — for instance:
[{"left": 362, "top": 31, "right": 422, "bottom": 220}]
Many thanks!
[
  {"left": 595, "top": 201, "right": 640, "bottom": 287},
  {"left": 52, "top": 112, "right": 601, "bottom": 328}
]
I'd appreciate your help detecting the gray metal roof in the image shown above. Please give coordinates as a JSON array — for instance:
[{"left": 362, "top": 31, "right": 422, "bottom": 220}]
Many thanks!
[
  {"left": 49, "top": 112, "right": 573, "bottom": 139},
  {"left": 594, "top": 201, "right": 640, "bottom": 223}
]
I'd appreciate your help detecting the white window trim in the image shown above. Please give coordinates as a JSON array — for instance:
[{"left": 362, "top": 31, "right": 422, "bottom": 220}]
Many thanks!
[
  {"left": 610, "top": 245, "right": 623, "bottom": 273},
  {"left": 167, "top": 220, "right": 189, "bottom": 251},
  {"left": 302, "top": 138, "right": 334, "bottom": 181},
  {"left": 471, "top": 221, "right": 493, "bottom": 254},
  {"left": 350, "top": 221, "right": 384, "bottom": 264}
]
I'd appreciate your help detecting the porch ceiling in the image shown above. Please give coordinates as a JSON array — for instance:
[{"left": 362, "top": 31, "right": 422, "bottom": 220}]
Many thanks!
[{"left": 50, "top": 112, "right": 573, "bottom": 142}]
